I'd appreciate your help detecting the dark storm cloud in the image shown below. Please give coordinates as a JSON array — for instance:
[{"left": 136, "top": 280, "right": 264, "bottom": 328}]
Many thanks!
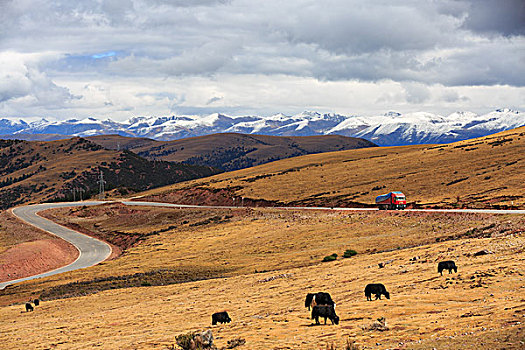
[
  {"left": 461, "top": 0, "right": 525, "bottom": 36},
  {"left": 2, "top": 0, "right": 523, "bottom": 86}
]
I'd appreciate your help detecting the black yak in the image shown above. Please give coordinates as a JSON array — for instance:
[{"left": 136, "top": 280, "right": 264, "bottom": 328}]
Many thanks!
[
  {"left": 304, "top": 292, "right": 335, "bottom": 310},
  {"left": 364, "top": 283, "right": 390, "bottom": 301},
  {"left": 33, "top": 299, "right": 40, "bottom": 306},
  {"left": 25, "top": 303, "right": 34, "bottom": 312},
  {"left": 311, "top": 305, "right": 339, "bottom": 325},
  {"left": 211, "top": 311, "right": 231, "bottom": 325},
  {"left": 438, "top": 260, "right": 457, "bottom": 275}
]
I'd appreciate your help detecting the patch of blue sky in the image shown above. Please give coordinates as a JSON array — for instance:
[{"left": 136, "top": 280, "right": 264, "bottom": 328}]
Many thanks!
[{"left": 91, "top": 51, "right": 117, "bottom": 59}]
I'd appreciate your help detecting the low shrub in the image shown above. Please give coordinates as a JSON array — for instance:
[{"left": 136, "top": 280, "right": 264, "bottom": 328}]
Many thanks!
[
  {"left": 323, "top": 253, "right": 338, "bottom": 262},
  {"left": 343, "top": 249, "right": 357, "bottom": 258},
  {"left": 174, "top": 332, "right": 196, "bottom": 350}
]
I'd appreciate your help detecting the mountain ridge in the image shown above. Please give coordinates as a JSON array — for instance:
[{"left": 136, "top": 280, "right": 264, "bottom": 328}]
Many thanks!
[{"left": 2, "top": 108, "right": 523, "bottom": 146}]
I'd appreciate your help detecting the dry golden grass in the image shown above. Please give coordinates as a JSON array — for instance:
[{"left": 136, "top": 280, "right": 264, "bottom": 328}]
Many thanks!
[
  {"left": 1, "top": 128, "right": 524, "bottom": 349},
  {"left": 137, "top": 127, "right": 525, "bottom": 209},
  {"left": 0, "top": 137, "right": 217, "bottom": 209},
  {"left": 0, "top": 221, "right": 523, "bottom": 349},
  {"left": 22, "top": 204, "right": 523, "bottom": 290},
  {"left": 0, "top": 204, "right": 523, "bottom": 349},
  {"left": 0, "top": 138, "right": 118, "bottom": 207}
]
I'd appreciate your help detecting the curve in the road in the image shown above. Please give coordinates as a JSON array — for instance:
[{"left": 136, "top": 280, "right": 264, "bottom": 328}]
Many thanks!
[
  {"left": 2, "top": 200, "right": 523, "bottom": 290},
  {"left": 0, "top": 202, "right": 112, "bottom": 290}
]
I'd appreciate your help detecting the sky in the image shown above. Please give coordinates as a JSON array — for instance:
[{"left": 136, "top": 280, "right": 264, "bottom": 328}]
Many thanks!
[{"left": 0, "top": 0, "right": 524, "bottom": 121}]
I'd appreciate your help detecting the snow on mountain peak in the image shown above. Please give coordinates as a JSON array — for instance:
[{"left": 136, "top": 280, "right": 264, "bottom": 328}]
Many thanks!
[{"left": 1, "top": 109, "right": 523, "bottom": 145}]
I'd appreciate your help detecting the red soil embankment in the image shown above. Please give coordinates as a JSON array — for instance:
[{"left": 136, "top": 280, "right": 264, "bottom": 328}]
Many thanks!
[{"left": 0, "top": 238, "right": 79, "bottom": 282}]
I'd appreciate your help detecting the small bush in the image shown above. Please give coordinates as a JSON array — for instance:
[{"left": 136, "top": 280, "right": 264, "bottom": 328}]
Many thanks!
[
  {"left": 323, "top": 253, "right": 338, "bottom": 262},
  {"left": 175, "top": 332, "right": 196, "bottom": 350},
  {"left": 343, "top": 249, "right": 357, "bottom": 258}
]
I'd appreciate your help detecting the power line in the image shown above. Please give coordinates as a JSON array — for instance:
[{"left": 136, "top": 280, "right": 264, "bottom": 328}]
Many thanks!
[{"left": 98, "top": 171, "right": 106, "bottom": 200}]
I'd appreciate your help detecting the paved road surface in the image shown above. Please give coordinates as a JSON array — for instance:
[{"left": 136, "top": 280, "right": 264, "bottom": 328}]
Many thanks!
[
  {"left": 0, "top": 202, "right": 112, "bottom": 290},
  {"left": 124, "top": 201, "right": 525, "bottom": 215},
  {"left": 2, "top": 200, "right": 523, "bottom": 289}
]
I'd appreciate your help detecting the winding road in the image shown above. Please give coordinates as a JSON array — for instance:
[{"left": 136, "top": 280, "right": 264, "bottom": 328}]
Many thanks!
[
  {"left": 1, "top": 200, "right": 523, "bottom": 289},
  {"left": 0, "top": 202, "right": 112, "bottom": 290}
]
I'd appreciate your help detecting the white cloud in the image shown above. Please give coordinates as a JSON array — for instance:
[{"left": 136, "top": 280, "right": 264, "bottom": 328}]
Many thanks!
[{"left": 0, "top": 0, "right": 523, "bottom": 119}]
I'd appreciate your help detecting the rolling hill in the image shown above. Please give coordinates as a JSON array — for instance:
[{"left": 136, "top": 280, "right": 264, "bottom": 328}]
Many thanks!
[
  {"left": 135, "top": 126, "right": 525, "bottom": 209},
  {"left": 0, "top": 137, "right": 219, "bottom": 210},
  {"left": 86, "top": 133, "right": 377, "bottom": 171}
]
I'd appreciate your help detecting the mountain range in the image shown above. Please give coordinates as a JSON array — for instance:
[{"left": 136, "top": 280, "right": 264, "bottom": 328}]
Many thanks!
[{"left": 1, "top": 108, "right": 523, "bottom": 146}]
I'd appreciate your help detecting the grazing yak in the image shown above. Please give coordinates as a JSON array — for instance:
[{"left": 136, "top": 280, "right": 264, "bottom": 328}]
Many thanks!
[
  {"left": 364, "top": 283, "right": 390, "bottom": 301},
  {"left": 211, "top": 311, "right": 231, "bottom": 325},
  {"left": 311, "top": 305, "right": 339, "bottom": 325},
  {"left": 438, "top": 260, "right": 457, "bottom": 275},
  {"left": 304, "top": 292, "right": 335, "bottom": 310},
  {"left": 33, "top": 299, "right": 40, "bottom": 306},
  {"left": 25, "top": 303, "right": 34, "bottom": 312}
]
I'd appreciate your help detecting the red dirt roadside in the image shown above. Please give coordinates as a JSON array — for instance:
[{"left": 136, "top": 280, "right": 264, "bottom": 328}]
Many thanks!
[{"left": 0, "top": 210, "right": 79, "bottom": 283}]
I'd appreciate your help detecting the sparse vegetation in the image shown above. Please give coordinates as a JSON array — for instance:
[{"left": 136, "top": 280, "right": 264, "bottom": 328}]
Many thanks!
[
  {"left": 343, "top": 249, "right": 358, "bottom": 258},
  {"left": 323, "top": 253, "right": 338, "bottom": 262},
  {"left": 1, "top": 128, "right": 525, "bottom": 349},
  {"left": 88, "top": 133, "right": 376, "bottom": 172}
]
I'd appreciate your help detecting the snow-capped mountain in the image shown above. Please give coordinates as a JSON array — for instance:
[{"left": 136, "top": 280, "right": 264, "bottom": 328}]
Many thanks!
[
  {"left": 1, "top": 109, "right": 523, "bottom": 146},
  {"left": 0, "top": 118, "right": 28, "bottom": 135}
]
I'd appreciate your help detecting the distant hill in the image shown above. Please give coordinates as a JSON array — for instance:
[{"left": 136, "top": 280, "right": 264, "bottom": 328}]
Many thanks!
[
  {"left": 0, "top": 138, "right": 219, "bottom": 210},
  {"left": 0, "top": 133, "right": 70, "bottom": 141},
  {"left": 86, "top": 133, "right": 377, "bottom": 171},
  {"left": 136, "top": 126, "right": 525, "bottom": 209}
]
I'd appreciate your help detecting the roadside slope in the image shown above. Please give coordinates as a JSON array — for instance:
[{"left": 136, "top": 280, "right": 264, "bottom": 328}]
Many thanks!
[
  {"left": 0, "top": 210, "right": 78, "bottom": 283},
  {"left": 0, "top": 202, "right": 112, "bottom": 289}
]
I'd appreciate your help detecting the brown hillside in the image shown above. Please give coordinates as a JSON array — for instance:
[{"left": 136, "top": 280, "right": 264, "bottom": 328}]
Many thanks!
[
  {"left": 0, "top": 203, "right": 523, "bottom": 349},
  {"left": 136, "top": 127, "right": 525, "bottom": 209},
  {"left": 0, "top": 138, "right": 218, "bottom": 209},
  {"left": 0, "top": 133, "right": 72, "bottom": 142},
  {"left": 87, "top": 133, "right": 377, "bottom": 171}
]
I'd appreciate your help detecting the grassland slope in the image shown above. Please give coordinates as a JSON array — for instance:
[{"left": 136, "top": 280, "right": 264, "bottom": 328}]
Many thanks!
[
  {"left": 0, "top": 203, "right": 523, "bottom": 349},
  {"left": 136, "top": 126, "right": 525, "bottom": 209},
  {"left": 87, "top": 133, "right": 376, "bottom": 171}
]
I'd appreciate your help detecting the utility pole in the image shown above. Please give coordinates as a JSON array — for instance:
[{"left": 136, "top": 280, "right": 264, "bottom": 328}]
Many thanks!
[{"left": 98, "top": 171, "right": 106, "bottom": 200}]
